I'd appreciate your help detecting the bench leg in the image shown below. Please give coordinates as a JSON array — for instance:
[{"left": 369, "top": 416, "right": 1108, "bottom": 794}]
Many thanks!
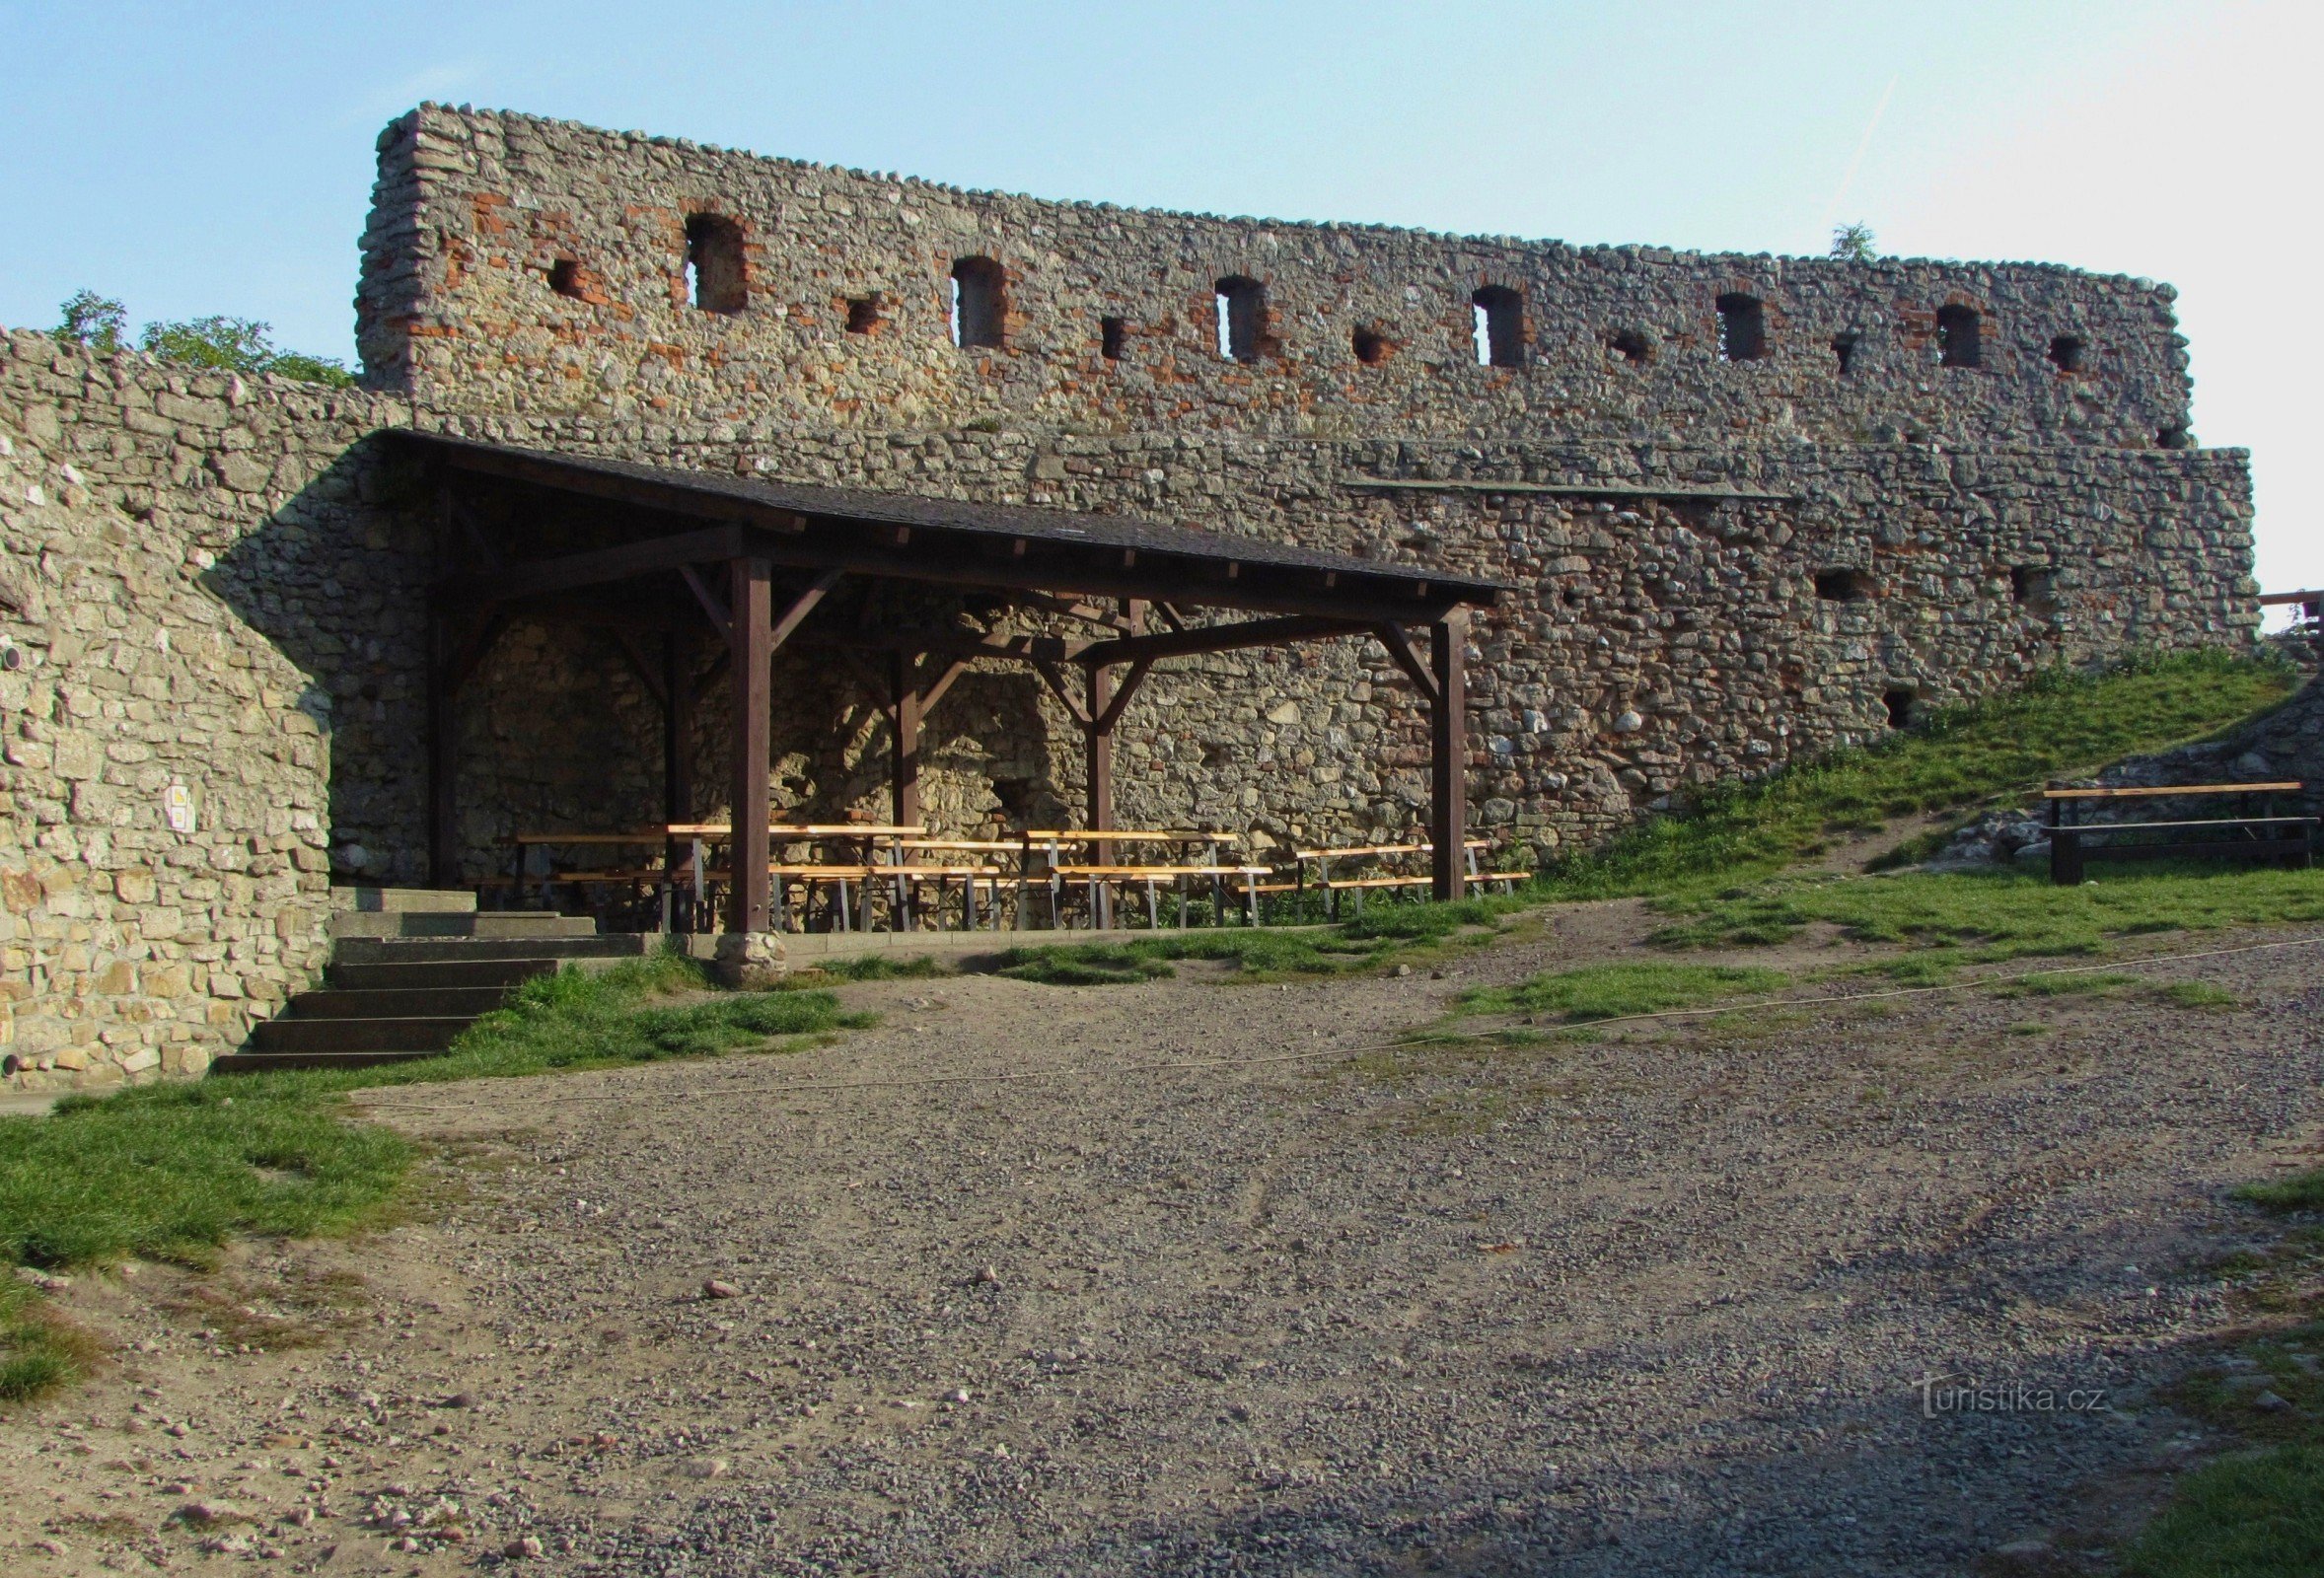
[{"left": 2051, "top": 829, "right": 2082, "bottom": 887}]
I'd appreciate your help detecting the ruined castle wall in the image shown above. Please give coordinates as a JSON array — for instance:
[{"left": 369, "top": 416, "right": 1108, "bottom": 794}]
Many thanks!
[
  {"left": 361, "top": 107, "right": 2194, "bottom": 452},
  {"left": 0, "top": 330, "right": 424, "bottom": 1088}
]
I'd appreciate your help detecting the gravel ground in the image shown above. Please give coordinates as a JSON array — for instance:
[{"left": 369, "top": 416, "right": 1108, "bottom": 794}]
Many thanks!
[{"left": 6, "top": 906, "right": 2322, "bottom": 1576}]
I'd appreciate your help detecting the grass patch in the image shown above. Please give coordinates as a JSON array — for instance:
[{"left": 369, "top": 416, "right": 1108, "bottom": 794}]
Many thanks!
[
  {"left": 1456, "top": 963, "right": 1788, "bottom": 1023},
  {"left": 1654, "top": 864, "right": 2324, "bottom": 961},
  {"left": 2126, "top": 1446, "right": 2324, "bottom": 1577},
  {"left": 2131, "top": 1316, "right": 2324, "bottom": 1576},
  {"left": 0, "top": 1091, "right": 412, "bottom": 1271},
  {"left": 2238, "top": 1172, "right": 2324, "bottom": 1215},
  {"left": 1526, "top": 651, "right": 2293, "bottom": 902},
  {"left": 0, "top": 1276, "right": 98, "bottom": 1404},
  {"left": 784, "top": 954, "right": 950, "bottom": 985},
  {"left": 0, "top": 953, "right": 875, "bottom": 1402},
  {"left": 2159, "top": 979, "right": 2245, "bottom": 1010},
  {"left": 984, "top": 895, "right": 1530, "bottom": 985}
]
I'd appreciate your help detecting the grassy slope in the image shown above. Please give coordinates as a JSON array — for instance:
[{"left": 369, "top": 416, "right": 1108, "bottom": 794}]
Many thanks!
[
  {"left": 0, "top": 955, "right": 866, "bottom": 1402},
  {"left": 1534, "top": 650, "right": 2297, "bottom": 901}
]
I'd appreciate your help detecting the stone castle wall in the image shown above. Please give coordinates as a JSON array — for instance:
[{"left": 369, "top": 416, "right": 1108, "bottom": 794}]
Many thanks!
[
  {"left": 0, "top": 330, "right": 423, "bottom": 1086},
  {"left": 359, "top": 107, "right": 2195, "bottom": 453}
]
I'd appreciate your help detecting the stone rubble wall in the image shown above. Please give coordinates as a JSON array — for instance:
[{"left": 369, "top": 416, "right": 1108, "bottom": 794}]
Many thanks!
[
  {"left": 361, "top": 106, "right": 2196, "bottom": 453},
  {"left": 0, "top": 330, "right": 420, "bottom": 1089}
]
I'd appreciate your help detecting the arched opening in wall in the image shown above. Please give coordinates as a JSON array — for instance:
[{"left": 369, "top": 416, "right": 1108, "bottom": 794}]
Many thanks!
[
  {"left": 1883, "top": 686, "right": 1917, "bottom": 729},
  {"left": 1832, "top": 331, "right": 1860, "bottom": 374},
  {"left": 845, "top": 295, "right": 882, "bottom": 334},
  {"left": 548, "top": 258, "right": 589, "bottom": 301},
  {"left": 1936, "top": 304, "right": 1982, "bottom": 368},
  {"left": 1352, "top": 325, "right": 1390, "bottom": 365},
  {"left": 950, "top": 257, "right": 1007, "bottom": 349},
  {"left": 2010, "top": 565, "right": 2060, "bottom": 612},
  {"left": 1608, "top": 328, "right": 1652, "bottom": 366},
  {"left": 2048, "top": 334, "right": 2084, "bottom": 372},
  {"left": 1100, "top": 316, "right": 1126, "bottom": 361},
  {"left": 1815, "top": 567, "right": 1876, "bottom": 603},
  {"left": 1215, "top": 276, "right": 1268, "bottom": 362},
  {"left": 1472, "top": 286, "right": 1525, "bottom": 367},
  {"left": 2157, "top": 425, "right": 2191, "bottom": 450},
  {"left": 683, "top": 214, "right": 747, "bottom": 314},
  {"left": 1715, "top": 293, "right": 1765, "bottom": 362}
]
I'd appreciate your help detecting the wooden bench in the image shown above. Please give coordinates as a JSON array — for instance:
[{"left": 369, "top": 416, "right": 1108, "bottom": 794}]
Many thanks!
[
  {"left": 1050, "top": 863, "right": 1273, "bottom": 928},
  {"left": 2043, "top": 782, "right": 2315, "bottom": 885},
  {"left": 1293, "top": 839, "right": 1528, "bottom": 916}
]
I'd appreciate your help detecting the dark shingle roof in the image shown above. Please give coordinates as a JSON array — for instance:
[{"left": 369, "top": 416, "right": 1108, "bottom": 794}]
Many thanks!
[{"left": 398, "top": 432, "right": 1505, "bottom": 609}]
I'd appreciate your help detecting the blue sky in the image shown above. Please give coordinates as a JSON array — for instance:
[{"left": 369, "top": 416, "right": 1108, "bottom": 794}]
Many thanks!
[{"left": 2, "top": 0, "right": 2315, "bottom": 605}]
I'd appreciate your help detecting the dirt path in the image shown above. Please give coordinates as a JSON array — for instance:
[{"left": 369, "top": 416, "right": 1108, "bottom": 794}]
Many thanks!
[{"left": 6, "top": 920, "right": 2323, "bottom": 1575}]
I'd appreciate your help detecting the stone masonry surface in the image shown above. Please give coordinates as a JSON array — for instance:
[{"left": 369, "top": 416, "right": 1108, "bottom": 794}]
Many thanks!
[
  {"left": 0, "top": 102, "right": 2262, "bottom": 1084},
  {"left": 0, "top": 337, "right": 415, "bottom": 1088},
  {"left": 362, "top": 107, "right": 2198, "bottom": 451}
]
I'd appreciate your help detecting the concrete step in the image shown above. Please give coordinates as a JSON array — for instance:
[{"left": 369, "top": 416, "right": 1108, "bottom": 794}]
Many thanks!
[
  {"left": 329, "top": 910, "right": 601, "bottom": 941},
  {"left": 328, "top": 886, "right": 479, "bottom": 914},
  {"left": 250, "top": 1016, "right": 473, "bottom": 1054},
  {"left": 328, "top": 934, "right": 653, "bottom": 966},
  {"left": 285, "top": 986, "right": 514, "bottom": 1020},
  {"left": 326, "top": 958, "right": 563, "bottom": 992},
  {"left": 213, "top": 1049, "right": 450, "bottom": 1073}
]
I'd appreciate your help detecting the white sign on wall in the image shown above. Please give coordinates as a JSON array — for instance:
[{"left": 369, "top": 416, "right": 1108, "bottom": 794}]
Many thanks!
[{"left": 164, "top": 781, "right": 196, "bottom": 835}]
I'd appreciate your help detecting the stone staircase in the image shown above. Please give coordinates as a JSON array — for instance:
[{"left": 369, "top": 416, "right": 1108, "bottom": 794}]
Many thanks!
[{"left": 211, "top": 890, "right": 651, "bottom": 1073}]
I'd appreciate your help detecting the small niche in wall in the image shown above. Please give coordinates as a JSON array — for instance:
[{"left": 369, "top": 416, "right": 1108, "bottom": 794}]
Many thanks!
[
  {"left": 951, "top": 256, "right": 1007, "bottom": 349},
  {"left": 1472, "top": 286, "right": 1525, "bottom": 368},
  {"left": 2048, "top": 334, "right": 2085, "bottom": 373},
  {"left": 2010, "top": 565, "right": 2060, "bottom": 612},
  {"left": 1815, "top": 567, "right": 1876, "bottom": 603},
  {"left": 1936, "top": 304, "right": 1982, "bottom": 369},
  {"left": 1352, "top": 325, "right": 1390, "bottom": 365},
  {"left": 548, "top": 258, "right": 590, "bottom": 301},
  {"left": 845, "top": 295, "right": 882, "bottom": 334},
  {"left": 1716, "top": 293, "right": 1765, "bottom": 362},
  {"left": 1608, "top": 328, "right": 1652, "bottom": 366},
  {"left": 1883, "top": 686, "right": 1917, "bottom": 729},
  {"left": 1215, "top": 276, "right": 1268, "bottom": 363},
  {"left": 2156, "top": 425, "right": 2192, "bottom": 450},
  {"left": 684, "top": 214, "right": 748, "bottom": 314},
  {"left": 1100, "top": 316, "right": 1126, "bottom": 361},
  {"left": 1832, "top": 331, "right": 1860, "bottom": 375}
]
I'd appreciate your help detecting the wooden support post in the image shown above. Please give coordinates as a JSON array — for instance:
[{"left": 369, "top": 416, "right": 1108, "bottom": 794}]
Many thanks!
[
  {"left": 888, "top": 651, "right": 921, "bottom": 828},
  {"left": 1087, "top": 663, "right": 1114, "bottom": 866},
  {"left": 426, "top": 610, "right": 459, "bottom": 889},
  {"left": 1429, "top": 610, "right": 1469, "bottom": 902},
  {"left": 727, "top": 556, "right": 773, "bottom": 934}
]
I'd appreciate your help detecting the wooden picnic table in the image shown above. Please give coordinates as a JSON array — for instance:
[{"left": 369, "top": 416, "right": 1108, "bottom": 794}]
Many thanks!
[
  {"left": 506, "top": 824, "right": 930, "bottom": 932},
  {"left": 2042, "top": 781, "right": 2312, "bottom": 884}
]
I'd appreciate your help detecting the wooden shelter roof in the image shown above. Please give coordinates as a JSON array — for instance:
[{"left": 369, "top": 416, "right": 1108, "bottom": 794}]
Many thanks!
[{"left": 397, "top": 431, "right": 1505, "bottom": 624}]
